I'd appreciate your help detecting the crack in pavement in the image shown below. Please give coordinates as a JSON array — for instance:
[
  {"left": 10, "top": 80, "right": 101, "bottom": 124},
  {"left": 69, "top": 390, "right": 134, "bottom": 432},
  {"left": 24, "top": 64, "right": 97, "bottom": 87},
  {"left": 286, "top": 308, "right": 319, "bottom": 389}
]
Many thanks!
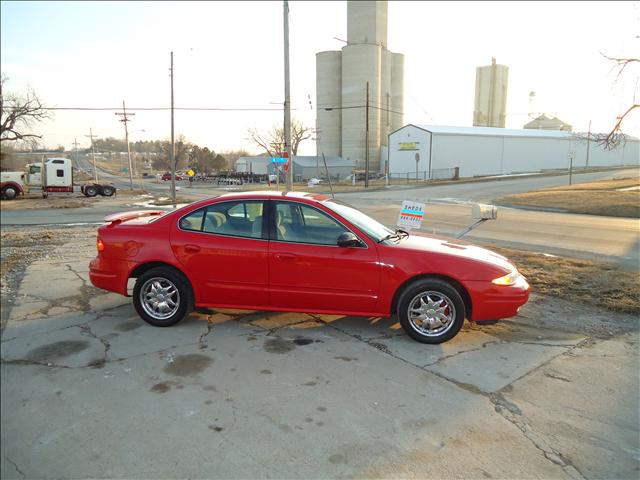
[
  {"left": 79, "top": 323, "right": 111, "bottom": 367},
  {"left": 199, "top": 322, "right": 214, "bottom": 350},
  {"left": 5, "top": 456, "right": 27, "bottom": 479},
  {"left": 490, "top": 394, "right": 586, "bottom": 479},
  {"left": 0, "top": 358, "right": 73, "bottom": 369},
  {"left": 423, "top": 340, "right": 501, "bottom": 367}
]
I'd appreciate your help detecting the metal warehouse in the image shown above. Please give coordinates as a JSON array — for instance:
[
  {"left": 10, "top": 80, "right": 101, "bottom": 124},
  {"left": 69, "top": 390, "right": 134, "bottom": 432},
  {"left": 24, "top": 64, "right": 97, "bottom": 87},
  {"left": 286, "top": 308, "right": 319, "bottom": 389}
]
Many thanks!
[
  {"left": 236, "top": 155, "right": 354, "bottom": 180},
  {"left": 387, "top": 124, "right": 640, "bottom": 179}
]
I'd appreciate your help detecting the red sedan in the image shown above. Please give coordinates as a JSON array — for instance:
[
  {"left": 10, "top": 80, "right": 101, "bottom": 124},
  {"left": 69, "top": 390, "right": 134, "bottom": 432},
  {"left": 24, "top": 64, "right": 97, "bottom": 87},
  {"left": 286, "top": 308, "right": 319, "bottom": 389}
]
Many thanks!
[{"left": 89, "top": 191, "right": 529, "bottom": 343}]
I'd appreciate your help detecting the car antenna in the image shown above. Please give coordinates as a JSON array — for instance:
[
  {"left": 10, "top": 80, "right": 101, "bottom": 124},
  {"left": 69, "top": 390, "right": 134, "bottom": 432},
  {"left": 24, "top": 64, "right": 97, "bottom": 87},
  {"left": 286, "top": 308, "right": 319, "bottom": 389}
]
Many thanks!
[{"left": 321, "top": 153, "right": 335, "bottom": 199}]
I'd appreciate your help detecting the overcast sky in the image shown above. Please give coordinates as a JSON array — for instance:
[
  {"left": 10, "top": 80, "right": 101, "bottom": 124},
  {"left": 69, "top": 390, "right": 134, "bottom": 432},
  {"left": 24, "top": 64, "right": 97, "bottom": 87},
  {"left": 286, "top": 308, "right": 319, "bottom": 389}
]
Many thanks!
[{"left": 1, "top": 1, "right": 638, "bottom": 155}]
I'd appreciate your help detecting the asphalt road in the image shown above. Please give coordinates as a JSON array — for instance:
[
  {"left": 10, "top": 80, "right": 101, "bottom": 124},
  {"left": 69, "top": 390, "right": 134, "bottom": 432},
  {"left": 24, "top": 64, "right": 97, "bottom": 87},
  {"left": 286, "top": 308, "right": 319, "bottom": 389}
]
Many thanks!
[{"left": 2, "top": 167, "right": 638, "bottom": 264}]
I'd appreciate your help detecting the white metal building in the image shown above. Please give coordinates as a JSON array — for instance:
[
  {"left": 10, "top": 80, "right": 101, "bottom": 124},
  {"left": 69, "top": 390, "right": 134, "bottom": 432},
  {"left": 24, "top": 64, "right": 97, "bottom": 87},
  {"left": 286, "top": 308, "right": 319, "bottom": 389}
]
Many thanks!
[{"left": 388, "top": 124, "right": 640, "bottom": 179}]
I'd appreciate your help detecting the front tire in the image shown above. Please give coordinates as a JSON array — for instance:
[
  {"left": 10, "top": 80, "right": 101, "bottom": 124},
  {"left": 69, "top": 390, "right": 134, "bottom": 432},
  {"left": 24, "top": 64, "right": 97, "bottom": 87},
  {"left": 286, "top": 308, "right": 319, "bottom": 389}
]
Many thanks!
[
  {"left": 133, "top": 267, "right": 192, "bottom": 327},
  {"left": 1, "top": 185, "right": 19, "bottom": 200},
  {"left": 397, "top": 279, "right": 466, "bottom": 344}
]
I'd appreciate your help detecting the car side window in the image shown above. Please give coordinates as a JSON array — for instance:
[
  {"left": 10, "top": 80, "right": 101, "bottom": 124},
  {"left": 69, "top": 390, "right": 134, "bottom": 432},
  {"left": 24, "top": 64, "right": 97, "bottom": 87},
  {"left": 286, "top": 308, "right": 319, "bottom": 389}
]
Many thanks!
[
  {"left": 274, "top": 202, "right": 349, "bottom": 245},
  {"left": 202, "top": 200, "right": 265, "bottom": 239},
  {"left": 179, "top": 208, "right": 205, "bottom": 231}
]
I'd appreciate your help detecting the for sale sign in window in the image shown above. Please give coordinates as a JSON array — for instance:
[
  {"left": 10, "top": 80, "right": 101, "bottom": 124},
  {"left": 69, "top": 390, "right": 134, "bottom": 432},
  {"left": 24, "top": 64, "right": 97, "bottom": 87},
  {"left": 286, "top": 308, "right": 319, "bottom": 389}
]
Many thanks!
[{"left": 397, "top": 200, "right": 425, "bottom": 231}]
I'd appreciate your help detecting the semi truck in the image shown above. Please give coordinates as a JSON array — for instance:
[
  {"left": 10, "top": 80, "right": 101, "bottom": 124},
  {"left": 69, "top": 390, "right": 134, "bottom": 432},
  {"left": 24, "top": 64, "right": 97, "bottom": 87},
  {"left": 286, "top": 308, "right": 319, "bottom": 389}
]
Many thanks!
[{"left": 1, "top": 157, "right": 116, "bottom": 200}]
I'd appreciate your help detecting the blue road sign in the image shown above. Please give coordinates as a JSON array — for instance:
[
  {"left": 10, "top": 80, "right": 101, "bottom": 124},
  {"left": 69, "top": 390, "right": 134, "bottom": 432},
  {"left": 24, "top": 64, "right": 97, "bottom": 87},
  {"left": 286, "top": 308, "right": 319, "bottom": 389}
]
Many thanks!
[{"left": 270, "top": 157, "right": 288, "bottom": 163}]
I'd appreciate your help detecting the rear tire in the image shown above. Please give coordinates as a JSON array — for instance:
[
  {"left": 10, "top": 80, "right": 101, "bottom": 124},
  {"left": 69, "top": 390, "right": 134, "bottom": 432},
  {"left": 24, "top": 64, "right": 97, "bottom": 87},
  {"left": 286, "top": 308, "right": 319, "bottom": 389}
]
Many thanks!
[
  {"left": 84, "top": 185, "right": 98, "bottom": 197},
  {"left": 133, "top": 267, "right": 192, "bottom": 327},
  {"left": 397, "top": 278, "right": 466, "bottom": 344},
  {"left": 101, "top": 186, "right": 115, "bottom": 197}
]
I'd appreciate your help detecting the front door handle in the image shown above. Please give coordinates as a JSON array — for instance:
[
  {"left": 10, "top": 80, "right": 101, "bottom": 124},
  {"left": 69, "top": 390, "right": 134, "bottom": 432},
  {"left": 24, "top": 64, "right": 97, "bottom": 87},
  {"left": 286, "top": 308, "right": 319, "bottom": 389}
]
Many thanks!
[
  {"left": 275, "top": 253, "right": 295, "bottom": 261},
  {"left": 185, "top": 244, "right": 201, "bottom": 253}
]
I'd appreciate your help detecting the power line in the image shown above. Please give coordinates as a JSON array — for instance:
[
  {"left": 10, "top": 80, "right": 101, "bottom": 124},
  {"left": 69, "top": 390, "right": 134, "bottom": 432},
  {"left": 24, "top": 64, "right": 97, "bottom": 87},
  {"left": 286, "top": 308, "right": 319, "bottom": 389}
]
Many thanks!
[
  {"left": 321, "top": 104, "right": 404, "bottom": 115},
  {"left": 3, "top": 106, "right": 291, "bottom": 112}
]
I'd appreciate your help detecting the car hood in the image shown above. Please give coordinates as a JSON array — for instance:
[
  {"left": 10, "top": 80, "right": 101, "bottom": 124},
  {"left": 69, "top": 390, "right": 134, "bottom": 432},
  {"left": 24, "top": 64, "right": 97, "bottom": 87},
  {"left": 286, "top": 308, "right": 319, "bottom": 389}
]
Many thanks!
[{"left": 390, "top": 233, "right": 515, "bottom": 273}]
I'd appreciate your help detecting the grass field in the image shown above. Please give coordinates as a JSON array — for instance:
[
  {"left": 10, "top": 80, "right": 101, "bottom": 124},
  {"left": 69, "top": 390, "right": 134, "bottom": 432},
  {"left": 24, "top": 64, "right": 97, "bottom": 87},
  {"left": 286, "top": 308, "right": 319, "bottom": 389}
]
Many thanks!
[
  {"left": 498, "top": 177, "right": 640, "bottom": 218},
  {"left": 491, "top": 246, "right": 639, "bottom": 315}
]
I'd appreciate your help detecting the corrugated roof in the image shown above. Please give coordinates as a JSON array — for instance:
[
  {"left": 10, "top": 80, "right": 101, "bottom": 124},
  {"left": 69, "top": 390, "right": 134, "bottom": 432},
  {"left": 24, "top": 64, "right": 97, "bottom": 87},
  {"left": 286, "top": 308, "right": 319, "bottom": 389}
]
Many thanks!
[{"left": 409, "top": 124, "right": 572, "bottom": 139}]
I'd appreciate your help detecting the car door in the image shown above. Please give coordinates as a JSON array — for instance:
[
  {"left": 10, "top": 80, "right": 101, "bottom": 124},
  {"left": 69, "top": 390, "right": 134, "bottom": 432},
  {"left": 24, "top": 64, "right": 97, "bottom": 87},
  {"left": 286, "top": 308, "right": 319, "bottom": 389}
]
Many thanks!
[
  {"left": 171, "top": 199, "right": 269, "bottom": 309},
  {"left": 268, "top": 200, "right": 382, "bottom": 315}
]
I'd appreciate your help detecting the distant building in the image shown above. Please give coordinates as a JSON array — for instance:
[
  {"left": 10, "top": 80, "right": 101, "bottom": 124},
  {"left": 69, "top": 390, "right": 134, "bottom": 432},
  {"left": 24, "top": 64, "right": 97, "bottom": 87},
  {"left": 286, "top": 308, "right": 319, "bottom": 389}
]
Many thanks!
[
  {"left": 236, "top": 155, "right": 355, "bottom": 180},
  {"left": 235, "top": 155, "right": 270, "bottom": 175},
  {"left": 388, "top": 124, "right": 639, "bottom": 178},
  {"left": 473, "top": 58, "right": 509, "bottom": 128},
  {"left": 292, "top": 156, "right": 354, "bottom": 181},
  {"left": 524, "top": 114, "right": 573, "bottom": 132}
]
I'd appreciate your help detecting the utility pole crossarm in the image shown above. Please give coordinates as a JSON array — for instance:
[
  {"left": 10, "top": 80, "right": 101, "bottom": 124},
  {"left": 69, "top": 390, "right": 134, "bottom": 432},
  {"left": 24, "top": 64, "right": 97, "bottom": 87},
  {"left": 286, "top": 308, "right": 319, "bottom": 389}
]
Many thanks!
[
  {"left": 84, "top": 128, "right": 98, "bottom": 182},
  {"left": 116, "top": 101, "right": 135, "bottom": 190}
]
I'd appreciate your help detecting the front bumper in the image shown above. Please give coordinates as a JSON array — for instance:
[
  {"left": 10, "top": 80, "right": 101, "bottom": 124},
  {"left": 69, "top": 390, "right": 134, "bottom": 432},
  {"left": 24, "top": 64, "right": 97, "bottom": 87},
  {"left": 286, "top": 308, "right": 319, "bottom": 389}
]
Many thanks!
[{"left": 467, "top": 276, "right": 530, "bottom": 321}]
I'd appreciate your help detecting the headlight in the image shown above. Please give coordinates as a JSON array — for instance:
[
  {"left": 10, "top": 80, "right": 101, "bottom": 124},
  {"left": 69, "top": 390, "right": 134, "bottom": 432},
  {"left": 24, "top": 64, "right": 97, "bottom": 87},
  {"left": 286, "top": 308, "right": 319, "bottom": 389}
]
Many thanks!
[{"left": 492, "top": 270, "right": 521, "bottom": 286}]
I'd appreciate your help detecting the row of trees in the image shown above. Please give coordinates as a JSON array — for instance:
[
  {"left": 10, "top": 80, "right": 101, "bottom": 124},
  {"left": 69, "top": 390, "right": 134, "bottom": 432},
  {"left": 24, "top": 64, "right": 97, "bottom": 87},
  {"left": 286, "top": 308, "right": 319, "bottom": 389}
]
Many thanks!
[{"left": 87, "top": 135, "right": 238, "bottom": 174}]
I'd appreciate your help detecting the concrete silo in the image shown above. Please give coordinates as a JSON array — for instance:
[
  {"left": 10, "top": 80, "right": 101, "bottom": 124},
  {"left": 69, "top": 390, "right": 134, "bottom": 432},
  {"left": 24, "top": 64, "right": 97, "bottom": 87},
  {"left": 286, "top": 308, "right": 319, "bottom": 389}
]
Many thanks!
[
  {"left": 316, "top": 51, "right": 342, "bottom": 156},
  {"left": 473, "top": 58, "right": 509, "bottom": 128},
  {"left": 315, "top": 0, "right": 404, "bottom": 172},
  {"left": 341, "top": 43, "right": 382, "bottom": 167}
]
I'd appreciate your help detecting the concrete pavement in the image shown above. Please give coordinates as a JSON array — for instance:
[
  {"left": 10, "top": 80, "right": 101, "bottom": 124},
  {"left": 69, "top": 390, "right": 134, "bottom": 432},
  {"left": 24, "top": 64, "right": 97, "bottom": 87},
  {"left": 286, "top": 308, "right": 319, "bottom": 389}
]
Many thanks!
[{"left": 1, "top": 229, "right": 638, "bottom": 478}]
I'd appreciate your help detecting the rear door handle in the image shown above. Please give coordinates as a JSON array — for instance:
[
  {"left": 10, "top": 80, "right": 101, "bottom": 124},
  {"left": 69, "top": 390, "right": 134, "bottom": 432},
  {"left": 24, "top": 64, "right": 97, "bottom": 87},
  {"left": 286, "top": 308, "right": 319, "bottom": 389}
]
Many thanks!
[
  {"left": 275, "top": 253, "right": 295, "bottom": 261},
  {"left": 185, "top": 244, "right": 201, "bottom": 253}
]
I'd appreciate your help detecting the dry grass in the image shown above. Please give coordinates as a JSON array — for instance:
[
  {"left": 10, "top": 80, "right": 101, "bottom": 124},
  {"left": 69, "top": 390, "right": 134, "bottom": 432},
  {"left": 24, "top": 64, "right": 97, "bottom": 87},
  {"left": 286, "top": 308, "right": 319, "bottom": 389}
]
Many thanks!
[
  {"left": 544, "top": 177, "right": 639, "bottom": 191},
  {"left": 490, "top": 246, "right": 640, "bottom": 314},
  {"left": 498, "top": 177, "right": 640, "bottom": 218}
]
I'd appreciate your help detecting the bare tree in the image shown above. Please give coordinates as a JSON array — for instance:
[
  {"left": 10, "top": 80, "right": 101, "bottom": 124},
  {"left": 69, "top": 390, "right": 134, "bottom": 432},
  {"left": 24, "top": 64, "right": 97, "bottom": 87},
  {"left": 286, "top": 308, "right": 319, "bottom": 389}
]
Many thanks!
[
  {"left": 600, "top": 54, "right": 639, "bottom": 149},
  {"left": 247, "top": 118, "right": 311, "bottom": 157},
  {"left": 0, "top": 75, "right": 50, "bottom": 143}
]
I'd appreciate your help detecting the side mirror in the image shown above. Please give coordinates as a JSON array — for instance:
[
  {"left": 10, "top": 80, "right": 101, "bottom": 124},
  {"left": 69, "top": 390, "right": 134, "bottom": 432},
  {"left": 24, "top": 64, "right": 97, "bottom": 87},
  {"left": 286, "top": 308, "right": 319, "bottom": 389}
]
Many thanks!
[{"left": 337, "top": 232, "right": 362, "bottom": 248}]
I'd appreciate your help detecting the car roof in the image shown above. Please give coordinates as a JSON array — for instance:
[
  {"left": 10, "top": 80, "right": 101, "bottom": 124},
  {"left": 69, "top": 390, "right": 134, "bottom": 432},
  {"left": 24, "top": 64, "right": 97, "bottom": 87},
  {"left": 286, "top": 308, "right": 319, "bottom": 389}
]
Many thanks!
[{"left": 217, "top": 190, "right": 332, "bottom": 203}]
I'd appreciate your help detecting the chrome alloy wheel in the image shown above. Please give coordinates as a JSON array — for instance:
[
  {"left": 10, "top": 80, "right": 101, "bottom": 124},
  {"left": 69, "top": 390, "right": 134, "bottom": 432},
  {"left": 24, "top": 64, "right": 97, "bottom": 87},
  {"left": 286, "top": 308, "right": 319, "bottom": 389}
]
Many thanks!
[
  {"left": 407, "top": 291, "right": 456, "bottom": 337},
  {"left": 140, "top": 277, "right": 181, "bottom": 320}
]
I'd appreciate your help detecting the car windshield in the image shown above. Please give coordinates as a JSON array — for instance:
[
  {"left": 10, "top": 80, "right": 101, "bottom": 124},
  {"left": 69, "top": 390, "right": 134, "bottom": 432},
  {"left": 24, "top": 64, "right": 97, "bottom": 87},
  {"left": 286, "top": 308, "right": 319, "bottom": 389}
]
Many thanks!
[{"left": 323, "top": 199, "right": 394, "bottom": 242}]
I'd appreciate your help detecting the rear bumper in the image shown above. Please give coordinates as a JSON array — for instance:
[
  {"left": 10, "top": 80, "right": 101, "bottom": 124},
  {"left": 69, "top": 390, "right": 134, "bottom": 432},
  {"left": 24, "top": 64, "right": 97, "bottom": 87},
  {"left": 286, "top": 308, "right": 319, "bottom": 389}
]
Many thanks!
[
  {"left": 467, "top": 276, "right": 530, "bottom": 321},
  {"left": 89, "top": 256, "right": 132, "bottom": 296}
]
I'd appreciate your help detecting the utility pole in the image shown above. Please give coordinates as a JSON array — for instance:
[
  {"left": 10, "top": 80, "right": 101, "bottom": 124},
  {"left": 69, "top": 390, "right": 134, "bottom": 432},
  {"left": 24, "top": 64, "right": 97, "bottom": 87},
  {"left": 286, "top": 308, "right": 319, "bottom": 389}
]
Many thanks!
[
  {"left": 115, "top": 101, "right": 135, "bottom": 190},
  {"left": 170, "top": 51, "right": 176, "bottom": 208},
  {"left": 283, "top": 0, "right": 292, "bottom": 191},
  {"left": 585, "top": 119, "right": 591, "bottom": 168},
  {"left": 72, "top": 138, "right": 80, "bottom": 166},
  {"left": 85, "top": 128, "right": 98, "bottom": 182},
  {"left": 365, "top": 81, "right": 370, "bottom": 189}
]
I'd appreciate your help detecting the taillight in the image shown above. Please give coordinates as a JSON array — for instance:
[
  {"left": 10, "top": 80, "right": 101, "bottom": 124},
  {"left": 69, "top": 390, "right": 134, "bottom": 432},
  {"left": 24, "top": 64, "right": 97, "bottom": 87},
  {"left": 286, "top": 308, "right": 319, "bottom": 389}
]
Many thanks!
[{"left": 97, "top": 238, "right": 105, "bottom": 253}]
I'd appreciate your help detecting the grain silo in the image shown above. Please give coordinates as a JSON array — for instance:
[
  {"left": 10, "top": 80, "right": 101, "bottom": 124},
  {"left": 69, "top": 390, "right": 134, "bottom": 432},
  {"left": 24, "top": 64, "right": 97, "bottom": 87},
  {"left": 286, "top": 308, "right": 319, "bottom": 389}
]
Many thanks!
[
  {"left": 316, "top": 51, "right": 342, "bottom": 156},
  {"left": 473, "top": 58, "right": 509, "bottom": 128},
  {"left": 315, "top": 0, "right": 404, "bottom": 172}
]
